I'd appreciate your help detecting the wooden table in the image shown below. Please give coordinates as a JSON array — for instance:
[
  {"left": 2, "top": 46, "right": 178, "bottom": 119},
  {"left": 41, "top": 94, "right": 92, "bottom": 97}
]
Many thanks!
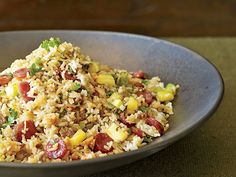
[{"left": 0, "top": 0, "right": 236, "bottom": 36}]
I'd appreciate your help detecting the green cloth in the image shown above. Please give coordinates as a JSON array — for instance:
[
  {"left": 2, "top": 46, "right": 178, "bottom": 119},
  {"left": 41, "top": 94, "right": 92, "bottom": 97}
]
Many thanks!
[{"left": 90, "top": 38, "right": 236, "bottom": 177}]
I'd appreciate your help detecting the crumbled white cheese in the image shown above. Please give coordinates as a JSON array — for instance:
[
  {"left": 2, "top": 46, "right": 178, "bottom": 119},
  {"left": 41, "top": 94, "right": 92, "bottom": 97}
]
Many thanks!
[
  {"left": 122, "top": 135, "right": 142, "bottom": 151},
  {"left": 69, "top": 60, "right": 81, "bottom": 73},
  {"left": 76, "top": 73, "right": 88, "bottom": 86},
  {"left": 137, "top": 120, "right": 160, "bottom": 137}
]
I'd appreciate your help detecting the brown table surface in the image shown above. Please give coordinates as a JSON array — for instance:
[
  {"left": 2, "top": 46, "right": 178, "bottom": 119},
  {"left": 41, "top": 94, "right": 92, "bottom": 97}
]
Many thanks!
[
  {"left": 0, "top": 0, "right": 236, "bottom": 36},
  {"left": 87, "top": 37, "right": 236, "bottom": 177}
]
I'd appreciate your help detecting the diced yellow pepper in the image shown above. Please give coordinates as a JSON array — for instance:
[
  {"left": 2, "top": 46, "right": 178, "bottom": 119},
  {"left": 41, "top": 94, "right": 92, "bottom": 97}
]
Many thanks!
[
  {"left": 127, "top": 97, "right": 138, "bottom": 114},
  {"left": 108, "top": 93, "right": 123, "bottom": 109},
  {"left": 148, "top": 87, "right": 163, "bottom": 93},
  {"left": 96, "top": 74, "right": 116, "bottom": 87},
  {"left": 156, "top": 90, "right": 174, "bottom": 102},
  {"left": 165, "top": 83, "right": 176, "bottom": 95},
  {"left": 5, "top": 83, "right": 18, "bottom": 98},
  {"left": 70, "top": 129, "right": 86, "bottom": 147},
  {"left": 109, "top": 92, "right": 122, "bottom": 100},
  {"left": 106, "top": 123, "right": 129, "bottom": 142},
  {"left": 88, "top": 62, "right": 100, "bottom": 73}
]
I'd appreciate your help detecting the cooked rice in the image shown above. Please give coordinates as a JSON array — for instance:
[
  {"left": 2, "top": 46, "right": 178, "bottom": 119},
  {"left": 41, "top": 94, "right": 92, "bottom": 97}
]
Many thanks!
[{"left": 0, "top": 38, "right": 178, "bottom": 163}]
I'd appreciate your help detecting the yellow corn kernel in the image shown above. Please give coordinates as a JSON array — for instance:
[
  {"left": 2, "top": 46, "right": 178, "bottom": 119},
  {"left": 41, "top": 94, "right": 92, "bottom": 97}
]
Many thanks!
[
  {"left": 156, "top": 90, "right": 174, "bottom": 102},
  {"left": 96, "top": 74, "right": 116, "bottom": 87},
  {"left": 5, "top": 83, "right": 18, "bottom": 98},
  {"left": 70, "top": 129, "right": 86, "bottom": 147},
  {"left": 88, "top": 62, "right": 100, "bottom": 73},
  {"left": 127, "top": 97, "right": 138, "bottom": 114},
  {"left": 165, "top": 83, "right": 176, "bottom": 95},
  {"left": 106, "top": 123, "right": 129, "bottom": 142}
]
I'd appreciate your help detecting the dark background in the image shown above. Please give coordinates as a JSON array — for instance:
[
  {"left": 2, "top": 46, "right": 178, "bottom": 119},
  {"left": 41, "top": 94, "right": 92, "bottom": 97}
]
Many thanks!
[{"left": 0, "top": 0, "right": 235, "bottom": 36}]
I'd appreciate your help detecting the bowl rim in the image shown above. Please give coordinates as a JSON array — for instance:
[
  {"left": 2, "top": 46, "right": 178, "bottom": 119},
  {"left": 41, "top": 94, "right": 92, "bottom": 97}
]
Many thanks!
[{"left": 0, "top": 30, "right": 224, "bottom": 168}]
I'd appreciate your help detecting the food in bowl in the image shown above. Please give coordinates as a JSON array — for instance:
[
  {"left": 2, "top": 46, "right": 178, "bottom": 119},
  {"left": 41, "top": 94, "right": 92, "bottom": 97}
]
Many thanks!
[{"left": 0, "top": 38, "right": 178, "bottom": 163}]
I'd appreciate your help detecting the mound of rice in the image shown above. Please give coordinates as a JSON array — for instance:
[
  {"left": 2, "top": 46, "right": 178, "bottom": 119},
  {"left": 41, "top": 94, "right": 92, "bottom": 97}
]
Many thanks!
[{"left": 0, "top": 38, "right": 178, "bottom": 163}]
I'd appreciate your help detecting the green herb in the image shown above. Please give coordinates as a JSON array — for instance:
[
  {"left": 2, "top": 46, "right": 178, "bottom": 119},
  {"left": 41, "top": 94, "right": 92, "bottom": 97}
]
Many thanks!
[
  {"left": 2, "top": 108, "right": 18, "bottom": 128},
  {"left": 71, "top": 83, "right": 81, "bottom": 91},
  {"left": 40, "top": 37, "right": 61, "bottom": 51},
  {"left": 30, "top": 63, "right": 42, "bottom": 76},
  {"left": 8, "top": 108, "right": 17, "bottom": 123},
  {"left": 117, "top": 72, "right": 129, "bottom": 86},
  {"left": 143, "top": 136, "right": 153, "bottom": 143},
  {"left": 141, "top": 79, "right": 149, "bottom": 85},
  {"left": 140, "top": 106, "right": 149, "bottom": 112}
]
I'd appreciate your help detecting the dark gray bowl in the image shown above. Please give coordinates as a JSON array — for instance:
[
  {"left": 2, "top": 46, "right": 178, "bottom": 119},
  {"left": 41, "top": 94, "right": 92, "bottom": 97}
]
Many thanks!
[{"left": 0, "top": 31, "right": 223, "bottom": 177}]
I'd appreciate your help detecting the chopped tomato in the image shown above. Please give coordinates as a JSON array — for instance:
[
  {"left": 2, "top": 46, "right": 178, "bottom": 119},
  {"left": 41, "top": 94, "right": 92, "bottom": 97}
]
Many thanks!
[
  {"left": 133, "top": 70, "right": 145, "bottom": 79},
  {"left": 0, "top": 75, "right": 12, "bottom": 85},
  {"left": 13, "top": 68, "right": 30, "bottom": 79},
  {"left": 119, "top": 113, "right": 135, "bottom": 128},
  {"left": 146, "top": 117, "right": 164, "bottom": 135},
  {"left": 19, "top": 81, "right": 34, "bottom": 102},
  {"left": 137, "top": 90, "right": 153, "bottom": 105},
  {"left": 15, "top": 120, "right": 37, "bottom": 142},
  {"left": 46, "top": 139, "right": 67, "bottom": 159},
  {"left": 131, "top": 127, "right": 144, "bottom": 138},
  {"left": 94, "top": 133, "right": 113, "bottom": 153}
]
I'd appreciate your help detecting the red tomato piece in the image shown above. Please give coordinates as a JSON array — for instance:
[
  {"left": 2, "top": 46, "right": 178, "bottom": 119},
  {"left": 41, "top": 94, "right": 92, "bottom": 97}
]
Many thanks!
[
  {"left": 62, "top": 71, "right": 76, "bottom": 80},
  {"left": 0, "top": 75, "right": 12, "bottom": 85},
  {"left": 19, "top": 81, "right": 34, "bottom": 102},
  {"left": 13, "top": 68, "right": 30, "bottom": 79},
  {"left": 146, "top": 117, "right": 164, "bottom": 135},
  {"left": 133, "top": 70, "right": 145, "bottom": 79},
  {"left": 46, "top": 139, "right": 67, "bottom": 159},
  {"left": 131, "top": 127, "right": 144, "bottom": 138},
  {"left": 119, "top": 113, "right": 135, "bottom": 128},
  {"left": 94, "top": 133, "right": 113, "bottom": 153},
  {"left": 136, "top": 90, "right": 153, "bottom": 105},
  {"left": 15, "top": 120, "right": 37, "bottom": 142}
]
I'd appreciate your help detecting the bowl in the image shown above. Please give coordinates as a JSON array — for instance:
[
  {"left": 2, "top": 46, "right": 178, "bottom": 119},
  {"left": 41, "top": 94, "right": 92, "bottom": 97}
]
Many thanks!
[{"left": 0, "top": 30, "right": 224, "bottom": 177}]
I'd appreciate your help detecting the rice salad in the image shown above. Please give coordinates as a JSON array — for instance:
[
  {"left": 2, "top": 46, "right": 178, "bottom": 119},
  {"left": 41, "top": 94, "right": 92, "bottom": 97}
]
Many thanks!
[{"left": 0, "top": 38, "right": 178, "bottom": 163}]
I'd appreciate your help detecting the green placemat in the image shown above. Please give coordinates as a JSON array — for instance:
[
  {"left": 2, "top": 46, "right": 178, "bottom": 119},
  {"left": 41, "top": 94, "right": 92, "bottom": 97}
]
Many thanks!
[{"left": 89, "top": 38, "right": 236, "bottom": 177}]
